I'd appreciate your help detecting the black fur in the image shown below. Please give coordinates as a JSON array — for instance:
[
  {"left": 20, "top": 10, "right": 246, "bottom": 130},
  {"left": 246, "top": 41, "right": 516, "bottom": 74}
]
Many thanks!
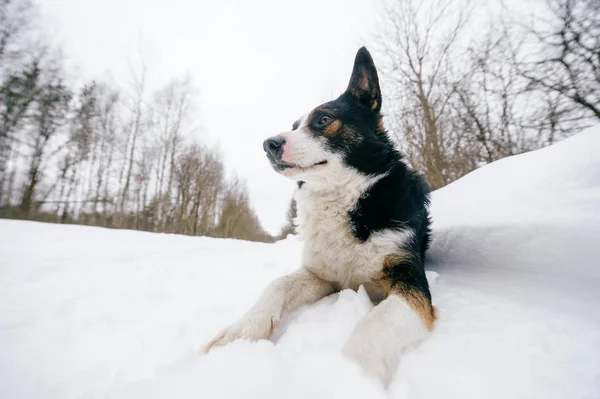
[
  {"left": 343, "top": 115, "right": 432, "bottom": 303},
  {"left": 312, "top": 47, "right": 432, "bottom": 302}
]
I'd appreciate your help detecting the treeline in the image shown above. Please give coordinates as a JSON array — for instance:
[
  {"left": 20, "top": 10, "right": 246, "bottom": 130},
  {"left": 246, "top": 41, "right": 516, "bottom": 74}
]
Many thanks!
[
  {"left": 376, "top": 0, "right": 599, "bottom": 189},
  {"left": 0, "top": 0, "right": 272, "bottom": 242}
]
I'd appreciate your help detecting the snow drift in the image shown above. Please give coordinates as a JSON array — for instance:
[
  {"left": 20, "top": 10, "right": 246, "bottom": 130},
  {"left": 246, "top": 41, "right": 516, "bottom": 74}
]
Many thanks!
[{"left": 1, "top": 125, "right": 599, "bottom": 399}]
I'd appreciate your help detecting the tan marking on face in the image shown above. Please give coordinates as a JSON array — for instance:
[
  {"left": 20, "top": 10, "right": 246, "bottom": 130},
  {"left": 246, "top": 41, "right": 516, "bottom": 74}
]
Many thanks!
[
  {"left": 323, "top": 119, "right": 341, "bottom": 135},
  {"left": 376, "top": 253, "right": 437, "bottom": 331},
  {"left": 303, "top": 107, "right": 342, "bottom": 136}
]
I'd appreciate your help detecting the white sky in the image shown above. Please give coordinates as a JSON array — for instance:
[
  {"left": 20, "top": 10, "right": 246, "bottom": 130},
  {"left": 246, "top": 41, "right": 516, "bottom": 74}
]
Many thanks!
[{"left": 33, "top": 0, "right": 381, "bottom": 235}]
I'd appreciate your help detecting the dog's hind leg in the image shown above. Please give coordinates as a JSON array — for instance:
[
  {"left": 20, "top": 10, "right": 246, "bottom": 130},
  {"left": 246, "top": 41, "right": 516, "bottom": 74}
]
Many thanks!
[
  {"left": 202, "top": 267, "right": 334, "bottom": 354},
  {"left": 342, "top": 254, "right": 436, "bottom": 385}
]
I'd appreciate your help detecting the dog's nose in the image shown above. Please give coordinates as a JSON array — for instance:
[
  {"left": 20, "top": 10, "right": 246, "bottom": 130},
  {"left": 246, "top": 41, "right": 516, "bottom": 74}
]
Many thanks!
[{"left": 263, "top": 136, "right": 286, "bottom": 159}]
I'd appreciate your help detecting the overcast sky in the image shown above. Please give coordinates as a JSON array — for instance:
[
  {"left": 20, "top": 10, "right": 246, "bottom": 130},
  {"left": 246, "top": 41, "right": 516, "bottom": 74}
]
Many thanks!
[{"left": 34, "top": 0, "right": 381, "bottom": 235}]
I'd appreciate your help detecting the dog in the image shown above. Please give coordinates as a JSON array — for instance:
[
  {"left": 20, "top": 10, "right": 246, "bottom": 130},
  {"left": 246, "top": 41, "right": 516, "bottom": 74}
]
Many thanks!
[{"left": 203, "top": 47, "right": 435, "bottom": 385}]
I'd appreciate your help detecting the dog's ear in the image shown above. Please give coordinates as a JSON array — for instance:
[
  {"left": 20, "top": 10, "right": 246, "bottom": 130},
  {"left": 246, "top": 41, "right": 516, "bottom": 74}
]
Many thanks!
[{"left": 346, "top": 47, "right": 381, "bottom": 113}]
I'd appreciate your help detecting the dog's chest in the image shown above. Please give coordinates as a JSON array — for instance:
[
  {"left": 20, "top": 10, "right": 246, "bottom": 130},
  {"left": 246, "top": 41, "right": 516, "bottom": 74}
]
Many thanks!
[{"left": 294, "top": 187, "right": 399, "bottom": 289}]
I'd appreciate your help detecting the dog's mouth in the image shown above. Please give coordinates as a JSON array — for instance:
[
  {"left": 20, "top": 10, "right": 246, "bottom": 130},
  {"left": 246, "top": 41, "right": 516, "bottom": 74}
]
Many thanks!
[{"left": 272, "top": 160, "right": 328, "bottom": 173}]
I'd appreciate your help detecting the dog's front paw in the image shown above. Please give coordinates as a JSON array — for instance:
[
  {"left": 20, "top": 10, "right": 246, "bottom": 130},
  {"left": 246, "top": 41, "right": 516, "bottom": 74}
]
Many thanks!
[{"left": 201, "top": 314, "right": 280, "bottom": 355}]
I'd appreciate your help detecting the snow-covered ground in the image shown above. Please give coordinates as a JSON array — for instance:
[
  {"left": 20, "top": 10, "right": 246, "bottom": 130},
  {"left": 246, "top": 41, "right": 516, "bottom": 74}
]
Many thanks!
[{"left": 1, "top": 126, "right": 599, "bottom": 399}]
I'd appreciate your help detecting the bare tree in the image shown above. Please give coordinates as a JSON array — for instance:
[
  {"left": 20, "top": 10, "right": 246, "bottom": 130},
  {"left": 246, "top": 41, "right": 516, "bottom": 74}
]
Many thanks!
[
  {"left": 118, "top": 59, "right": 147, "bottom": 217},
  {"left": 0, "top": 0, "right": 34, "bottom": 71},
  {"left": 376, "top": 0, "right": 595, "bottom": 189},
  {"left": 132, "top": 140, "right": 157, "bottom": 230},
  {"left": 0, "top": 56, "right": 41, "bottom": 200},
  {"left": 190, "top": 147, "right": 223, "bottom": 236},
  {"left": 150, "top": 77, "right": 194, "bottom": 230},
  {"left": 376, "top": 0, "right": 475, "bottom": 189},
  {"left": 516, "top": 0, "right": 599, "bottom": 132},
  {"left": 451, "top": 26, "right": 540, "bottom": 163},
  {"left": 0, "top": 0, "right": 37, "bottom": 194},
  {"left": 173, "top": 141, "right": 201, "bottom": 233},
  {"left": 215, "top": 175, "right": 272, "bottom": 242},
  {"left": 93, "top": 84, "right": 120, "bottom": 223},
  {"left": 19, "top": 59, "right": 71, "bottom": 216}
]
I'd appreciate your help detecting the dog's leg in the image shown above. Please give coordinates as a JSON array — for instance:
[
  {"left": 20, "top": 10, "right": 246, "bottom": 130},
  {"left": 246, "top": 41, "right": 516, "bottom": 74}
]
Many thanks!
[
  {"left": 202, "top": 267, "right": 334, "bottom": 354},
  {"left": 342, "top": 254, "right": 436, "bottom": 385}
]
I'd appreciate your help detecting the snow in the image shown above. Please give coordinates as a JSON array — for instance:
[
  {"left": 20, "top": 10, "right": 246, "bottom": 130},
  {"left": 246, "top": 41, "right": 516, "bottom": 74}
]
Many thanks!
[{"left": 1, "top": 125, "right": 600, "bottom": 399}]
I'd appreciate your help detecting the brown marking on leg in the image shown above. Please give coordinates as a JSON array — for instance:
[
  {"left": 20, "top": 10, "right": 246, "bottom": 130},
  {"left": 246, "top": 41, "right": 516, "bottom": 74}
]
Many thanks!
[
  {"left": 383, "top": 253, "right": 409, "bottom": 268},
  {"left": 378, "top": 253, "right": 437, "bottom": 331},
  {"left": 370, "top": 253, "right": 408, "bottom": 293},
  {"left": 392, "top": 284, "right": 437, "bottom": 331}
]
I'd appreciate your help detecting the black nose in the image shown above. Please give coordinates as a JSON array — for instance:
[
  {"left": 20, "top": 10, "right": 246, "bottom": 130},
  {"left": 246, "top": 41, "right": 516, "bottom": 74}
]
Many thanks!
[{"left": 263, "top": 136, "right": 286, "bottom": 160}]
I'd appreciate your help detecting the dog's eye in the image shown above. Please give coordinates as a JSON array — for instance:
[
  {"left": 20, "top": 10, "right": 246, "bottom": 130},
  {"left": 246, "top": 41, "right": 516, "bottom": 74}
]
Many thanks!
[{"left": 318, "top": 115, "right": 333, "bottom": 125}]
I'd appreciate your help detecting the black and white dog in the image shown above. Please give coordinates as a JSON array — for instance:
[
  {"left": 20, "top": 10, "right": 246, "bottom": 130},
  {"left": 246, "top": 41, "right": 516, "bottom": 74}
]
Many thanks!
[{"left": 203, "top": 47, "right": 435, "bottom": 384}]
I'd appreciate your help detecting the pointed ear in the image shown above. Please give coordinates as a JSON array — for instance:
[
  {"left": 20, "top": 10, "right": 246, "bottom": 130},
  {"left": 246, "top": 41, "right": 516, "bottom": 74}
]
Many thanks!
[{"left": 346, "top": 47, "right": 382, "bottom": 113}]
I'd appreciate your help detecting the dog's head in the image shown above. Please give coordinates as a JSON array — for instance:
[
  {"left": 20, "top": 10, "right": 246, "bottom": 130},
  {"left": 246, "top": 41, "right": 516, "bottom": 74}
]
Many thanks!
[{"left": 263, "top": 47, "right": 393, "bottom": 184}]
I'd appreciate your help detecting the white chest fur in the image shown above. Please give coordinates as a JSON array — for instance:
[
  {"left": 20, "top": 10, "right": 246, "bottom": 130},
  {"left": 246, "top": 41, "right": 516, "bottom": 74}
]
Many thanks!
[{"left": 294, "top": 171, "right": 413, "bottom": 290}]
